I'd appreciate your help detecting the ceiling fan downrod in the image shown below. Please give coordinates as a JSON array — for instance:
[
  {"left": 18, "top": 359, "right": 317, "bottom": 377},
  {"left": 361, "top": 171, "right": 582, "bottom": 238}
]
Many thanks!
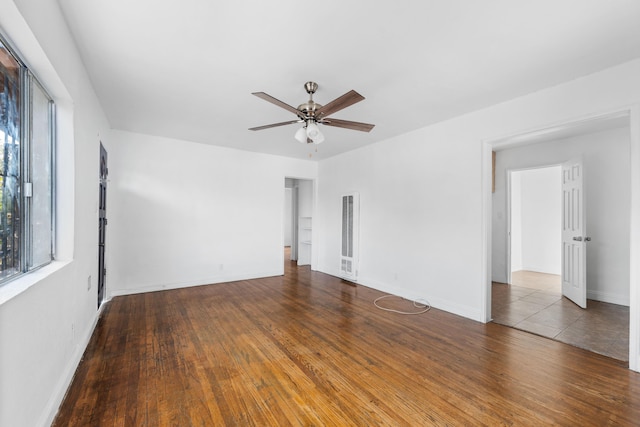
[{"left": 298, "top": 82, "right": 321, "bottom": 120}]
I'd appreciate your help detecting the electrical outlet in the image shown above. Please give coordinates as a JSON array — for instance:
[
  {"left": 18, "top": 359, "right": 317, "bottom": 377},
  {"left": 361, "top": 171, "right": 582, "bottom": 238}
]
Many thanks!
[{"left": 87, "top": 275, "right": 92, "bottom": 291}]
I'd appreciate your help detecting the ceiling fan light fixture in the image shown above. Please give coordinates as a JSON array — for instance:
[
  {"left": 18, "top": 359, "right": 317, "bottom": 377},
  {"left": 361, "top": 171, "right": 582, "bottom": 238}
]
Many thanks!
[
  {"left": 306, "top": 120, "right": 323, "bottom": 143},
  {"left": 312, "top": 131, "right": 324, "bottom": 144},
  {"left": 294, "top": 126, "right": 307, "bottom": 143}
]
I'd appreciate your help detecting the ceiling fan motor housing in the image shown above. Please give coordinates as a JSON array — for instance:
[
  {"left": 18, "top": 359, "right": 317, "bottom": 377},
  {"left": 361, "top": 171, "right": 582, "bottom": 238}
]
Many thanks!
[{"left": 297, "top": 100, "right": 322, "bottom": 120}]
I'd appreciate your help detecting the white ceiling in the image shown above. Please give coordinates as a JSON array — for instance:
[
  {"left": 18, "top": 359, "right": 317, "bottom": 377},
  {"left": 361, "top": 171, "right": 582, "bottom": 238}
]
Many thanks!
[{"left": 57, "top": 0, "right": 640, "bottom": 160}]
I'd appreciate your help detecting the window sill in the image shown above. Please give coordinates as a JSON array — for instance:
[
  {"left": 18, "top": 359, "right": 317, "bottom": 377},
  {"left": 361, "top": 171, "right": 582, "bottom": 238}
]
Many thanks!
[{"left": 0, "top": 260, "right": 72, "bottom": 306}]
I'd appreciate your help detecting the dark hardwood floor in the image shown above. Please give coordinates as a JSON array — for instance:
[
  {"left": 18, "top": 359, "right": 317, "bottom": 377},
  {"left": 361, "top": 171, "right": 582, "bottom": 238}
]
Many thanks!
[{"left": 53, "top": 253, "right": 640, "bottom": 426}]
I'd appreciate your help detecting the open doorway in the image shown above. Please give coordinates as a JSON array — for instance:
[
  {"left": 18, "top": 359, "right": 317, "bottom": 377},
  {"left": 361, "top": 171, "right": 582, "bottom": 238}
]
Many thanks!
[
  {"left": 487, "top": 113, "right": 633, "bottom": 364},
  {"left": 508, "top": 166, "right": 562, "bottom": 290},
  {"left": 284, "top": 178, "right": 314, "bottom": 266}
]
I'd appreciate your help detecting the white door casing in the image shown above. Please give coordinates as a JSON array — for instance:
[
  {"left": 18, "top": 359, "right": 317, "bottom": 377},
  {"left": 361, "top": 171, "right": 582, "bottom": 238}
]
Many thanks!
[{"left": 561, "top": 159, "right": 587, "bottom": 308}]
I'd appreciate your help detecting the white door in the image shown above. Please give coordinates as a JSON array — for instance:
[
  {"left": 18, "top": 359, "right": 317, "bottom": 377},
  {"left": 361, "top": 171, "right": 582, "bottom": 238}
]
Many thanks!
[{"left": 561, "top": 160, "right": 587, "bottom": 308}]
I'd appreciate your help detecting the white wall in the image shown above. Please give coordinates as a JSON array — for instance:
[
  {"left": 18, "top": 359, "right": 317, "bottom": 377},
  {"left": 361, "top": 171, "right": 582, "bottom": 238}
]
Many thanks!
[
  {"left": 493, "top": 128, "right": 630, "bottom": 305},
  {"left": 317, "top": 59, "right": 640, "bottom": 323},
  {"left": 317, "top": 131, "right": 486, "bottom": 319},
  {"left": 297, "top": 179, "right": 314, "bottom": 218},
  {"left": 284, "top": 188, "right": 292, "bottom": 246},
  {"left": 510, "top": 171, "right": 523, "bottom": 272},
  {"left": 107, "top": 130, "right": 317, "bottom": 296},
  {"left": 295, "top": 179, "right": 314, "bottom": 266},
  {"left": 512, "top": 166, "right": 562, "bottom": 275},
  {"left": 0, "top": 1, "right": 111, "bottom": 426}
]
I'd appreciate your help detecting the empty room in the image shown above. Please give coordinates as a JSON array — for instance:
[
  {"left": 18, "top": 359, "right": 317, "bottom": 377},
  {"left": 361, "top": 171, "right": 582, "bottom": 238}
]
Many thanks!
[{"left": 1, "top": 1, "right": 640, "bottom": 426}]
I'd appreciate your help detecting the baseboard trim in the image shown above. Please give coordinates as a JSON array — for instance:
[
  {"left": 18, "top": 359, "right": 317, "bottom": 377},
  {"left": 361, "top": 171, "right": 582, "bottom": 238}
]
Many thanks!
[
  {"left": 109, "top": 270, "right": 284, "bottom": 298},
  {"left": 40, "top": 304, "right": 103, "bottom": 427},
  {"left": 587, "top": 290, "right": 630, "bottom": 306},
  {"left": 316, "top": 268, "right": 484, "bottom": 322},
  {"left": 362, "top": 278, "right": 483, "bottom": 322}
]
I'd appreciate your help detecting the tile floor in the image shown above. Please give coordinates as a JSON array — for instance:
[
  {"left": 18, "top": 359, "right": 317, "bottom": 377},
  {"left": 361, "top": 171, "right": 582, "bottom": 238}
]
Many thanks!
[{"left": 492, "top": 271, "right": 629, "bottom": 362}]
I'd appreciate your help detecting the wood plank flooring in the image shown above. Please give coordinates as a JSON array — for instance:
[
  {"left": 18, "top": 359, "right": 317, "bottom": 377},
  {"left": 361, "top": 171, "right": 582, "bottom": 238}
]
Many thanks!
[{"left": 53, "top": 258, "right": 640, "bottom": 426}]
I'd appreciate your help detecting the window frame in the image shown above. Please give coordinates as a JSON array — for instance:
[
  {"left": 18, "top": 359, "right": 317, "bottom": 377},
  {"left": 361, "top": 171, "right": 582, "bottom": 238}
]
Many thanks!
[{"left": 0, "top": 32, "right": 55, "bottom": 286}]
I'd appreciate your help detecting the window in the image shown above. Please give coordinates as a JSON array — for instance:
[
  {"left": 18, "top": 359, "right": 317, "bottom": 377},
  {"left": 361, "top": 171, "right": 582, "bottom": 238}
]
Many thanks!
[{"left": 0, "top": 35, "right": 54, "bottom": 284}]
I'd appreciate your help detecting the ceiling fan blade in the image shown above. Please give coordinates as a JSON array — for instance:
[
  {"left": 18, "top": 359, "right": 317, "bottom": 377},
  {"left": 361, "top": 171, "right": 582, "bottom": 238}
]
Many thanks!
[
  {"left": 321, "top": 118, "right": 375, "bottom": 132},
  {"left": 249, "top": 120, "right": 300, "bottom": 131},
  {"left": 316, "top": 90, "right": 365, "bottom": 118},
  {"left": 252, "top": 92, "right": 301, "bottom": 116}
]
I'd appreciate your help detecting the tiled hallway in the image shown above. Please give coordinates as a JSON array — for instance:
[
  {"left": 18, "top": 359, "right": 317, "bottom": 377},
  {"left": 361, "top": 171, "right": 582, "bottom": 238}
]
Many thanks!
[{"left": 492, "top": 271, "right": 629, "bottom": 362}]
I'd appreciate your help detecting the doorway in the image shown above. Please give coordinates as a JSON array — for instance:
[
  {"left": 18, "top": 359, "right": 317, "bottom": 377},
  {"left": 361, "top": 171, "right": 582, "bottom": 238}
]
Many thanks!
[
  {"left": 483, "top": 110, "right": 637, "bottom": 368},
  {"left": 284, "top": 178, "right": 314, "bottom": 267},
  {"left": 507, "top": 166, "right": 562, "bottom": 289},
  {"left": 98, "top": 143, "right": 108, "bottom": 308},
  {"left": 493, "top": 165, "right": 629, "bottom": 361}
]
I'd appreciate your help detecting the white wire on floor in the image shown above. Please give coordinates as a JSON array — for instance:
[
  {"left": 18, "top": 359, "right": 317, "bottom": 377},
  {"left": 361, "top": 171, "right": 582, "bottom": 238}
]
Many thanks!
[{"left": 373, "top": 295, "right": 431, "bottom": 315}]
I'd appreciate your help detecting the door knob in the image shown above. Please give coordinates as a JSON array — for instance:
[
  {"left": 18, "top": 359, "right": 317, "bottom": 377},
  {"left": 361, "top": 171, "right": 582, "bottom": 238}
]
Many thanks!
[
  {"left": 573, "top": 236, "right": 583, "bottom": 241},
  {"left": 585, "top": 237, "right": 591, "bottom": 242}
]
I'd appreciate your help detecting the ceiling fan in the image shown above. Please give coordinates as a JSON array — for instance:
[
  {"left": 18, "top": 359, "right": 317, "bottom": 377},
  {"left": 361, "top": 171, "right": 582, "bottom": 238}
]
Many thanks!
[{"left": 249, "top": 81, "right": 374, "bottom": 144}]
